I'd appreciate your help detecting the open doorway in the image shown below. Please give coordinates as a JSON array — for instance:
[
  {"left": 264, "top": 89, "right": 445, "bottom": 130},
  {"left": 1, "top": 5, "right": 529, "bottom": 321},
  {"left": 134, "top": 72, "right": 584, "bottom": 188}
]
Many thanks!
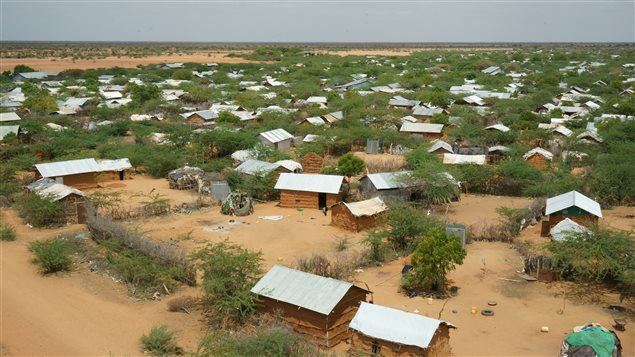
[{"left": 318, "top": 192, "right": 327, "bottom": 209}]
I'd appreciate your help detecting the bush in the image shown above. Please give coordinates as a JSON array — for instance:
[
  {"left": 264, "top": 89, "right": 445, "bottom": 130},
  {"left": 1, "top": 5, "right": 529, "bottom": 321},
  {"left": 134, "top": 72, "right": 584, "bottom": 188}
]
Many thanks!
[
  {"left": 0, "top": 224, "right": 16, "bottom": 241},
  {"left": 16, "top": 193, "right": 66, "bottom": 227},
  {"left": 140, "top": 325, "right": 182, "bottom": 356},
  {"left": 28, "top": 236, "right": 79, "bottom": 274},
  {"left": 548, "top": 228, "right": 634, "bottom": 282},
  {"left": 191, "top": 240, "right": 263, "bottom": 328},
  {"left": 337, "top": 153, "right": 366, "bottom": 177}
]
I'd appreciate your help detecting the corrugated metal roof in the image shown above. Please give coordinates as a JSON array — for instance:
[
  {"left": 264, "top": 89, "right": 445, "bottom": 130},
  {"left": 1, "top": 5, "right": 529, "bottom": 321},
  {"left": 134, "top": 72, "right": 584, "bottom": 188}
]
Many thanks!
[
  {"left": 343, "top": 197, "right": 388, "bottom": 217},
  {"left": 550, "top": 218, "right": 590, "bottom": 242},
  {"left": 553, "top": 126, "right": 573, "bottom": 137},
  {"left": 428, "top": 140, "right": 453, "bottom": 153},
  {"left": 306, "top": 96, "right": 327, "bottom": 104},
  {"left": 443, "top": 154, "right": 487, "bottom": 165},
  {"left": 545, "top": 191, "right": 602, "bottom": 218},
  {"left": 485, "top": 124, "right": 510, "bottom": 132},
  {"left": 363, "top": 171, "right": 413, "bottom": 190},
  {"left": 236, "top": 159, "right": 279, "bottom": 176},
  {"left": 250, "top": 265, "right": 356, "bottom": 315},
  {"left": 0, "top": 125, "right": 19, "bottom": 140},
  {"left": 96, "top": 158, "right": 132, "bottom": 171},
  {"left": 577, "top": 131, "right": 603, "bottom": 143},
  {"left": 304, "top": 116, "right": 326, "bottom": 126},
  {"left": 0, "top": 112, "right": 21, "bottom": 122},
  {"left": 522, "top": 147, "right": 554, "bottom": 160},
  {"left": 412, "top": 107, "right": 445, "bottom": 117},
  {"left": 26, "top": 178, "right": 85, "bottom": 202},
  {"left": 259, "top": 128, "right": 294, "bottom": 144},
  {"left": 35, "top": 158, "right": 101, "bottom": 178},
  {"left": 400, "top": 122, "right": 444, "bottom": 134},
  {"left": 274, "top": 173, "right": 343, "bottom": 194},
  {"left": 349, "top": 302, "right": 454, "bottom": 349}
]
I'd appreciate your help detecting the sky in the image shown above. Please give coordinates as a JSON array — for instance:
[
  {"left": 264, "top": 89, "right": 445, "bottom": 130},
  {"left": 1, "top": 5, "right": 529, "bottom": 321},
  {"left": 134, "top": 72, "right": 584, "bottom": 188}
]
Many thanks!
[{"left": 1, "top": 0, "right": 634, "bottom": 43}]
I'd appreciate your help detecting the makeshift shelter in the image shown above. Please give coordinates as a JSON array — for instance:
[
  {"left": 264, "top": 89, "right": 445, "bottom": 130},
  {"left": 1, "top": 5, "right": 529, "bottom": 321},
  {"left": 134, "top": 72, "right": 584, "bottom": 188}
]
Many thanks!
[
  {"left": 487, "top": 145, "right": 511, "bottom": 164},
  {"left": 522, "top": 147, "right": 553, "bottom": 170},
  {"left": 251, "top": 265, "right": 370, "bottom": 348},
  {"left": 34, "top": 158, "right": 102, "bottom": 189},
  {"left": 349, "top": 302, "right": 455, "bottom": 357},
  {"left": 299, "top": 152, "right": 324, "bottom": 174},
  {"left": 330, "top": 197, "right": 388, "bottom": 232},
  {"left": 235, "top": 159, "right": 280, "bottom": 177},
  {"left": 399, "top": 122, "right": 444, "bottom": 140},
  {"left": 274, "top": 173, "right": 344, "bottom": 209},
  {"left": 168, "top": 166, "right": 206, "bottom": 191},
  {"left": 559, "top": 323, "right": 622, "bottom": 357},
  {"left": 427, "top": 140, "right": 453, "bottom": 158},
  {"left": 26, "top": 178, "right": 87, "bottom": 223},
  {"left": 550, "top": 218, "right": 591, "bottom": 241},
  {"left": 359, "top": 171, "right": 414, "bottom": 202},
  {"left": 542, "top": 190, "right": 602, "bottom": 235},
  {"left": 258, "top": 128, "right": 294, "bottom": 150},
  {"left": 220, "top": 192, "right": 253, "bottom": 216}
]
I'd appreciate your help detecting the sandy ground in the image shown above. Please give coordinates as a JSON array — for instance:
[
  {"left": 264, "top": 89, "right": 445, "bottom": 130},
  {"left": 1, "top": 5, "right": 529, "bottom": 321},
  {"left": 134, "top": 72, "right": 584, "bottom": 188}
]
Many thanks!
[
  {"left": 86, "top": 174, "right": 205, "bottom": 212},
  {"left": 1, "top": 181, "right": 633, "bottom": 356},
  {"left": 0, "top": 47, "right": 514, "bottom": 72},
  {"left": 0, "top": 51, "right": 262, "bottom": 72},
  {"left": 0, "top": 209, "right": 205, "bottom": 357}
]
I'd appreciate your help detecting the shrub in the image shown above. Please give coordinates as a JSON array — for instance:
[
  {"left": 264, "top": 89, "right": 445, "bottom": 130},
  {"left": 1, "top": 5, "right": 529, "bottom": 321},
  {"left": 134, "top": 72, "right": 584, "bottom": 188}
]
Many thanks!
[
  {"left": 337, "top": 153, "right": 366, "bottom": 177},
  {"left": 16, "top": 193, "right": 66, "bottom": 227},
  {"left": 140, "top": 325, "right": 182, "bottom": 356},
  {"left": 0, "top": 224, "right": 16, "bottom": 241},
  {"left": 191, "top": 240, "right": 263, "bottom": 328},
  {"left": 171, "top": 68, "right": 193, "bottom": 80},
  {"left": 28, "top": 236, "right": 79, "bottom": 274}
]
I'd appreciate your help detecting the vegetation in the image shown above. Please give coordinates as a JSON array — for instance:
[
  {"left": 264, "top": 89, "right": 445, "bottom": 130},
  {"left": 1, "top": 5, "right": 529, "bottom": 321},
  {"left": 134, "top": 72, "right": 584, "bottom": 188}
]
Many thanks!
[
  {"left": 15, "top": 194, "right": 66, "bottom": 227},
  {"left": 28, "top": 235, "right": 81, "bottom": 274},
  {"left": 336, "top": 153, "right": 366, "bottom": 177},
  {"left": 403, "top": 227, "right": 467, "bottom": 293},
  {"left": 0, "top": 224, "right": 17, "bottom": 241},
  {"left": 548, "top": 228, "right": 634, "bottom": 285},
  {"left": 191, "top": 240, "right": 263, "bottom": 327},
  {"left": 140, "top": 325, "right": 183, "bottom": 356}
]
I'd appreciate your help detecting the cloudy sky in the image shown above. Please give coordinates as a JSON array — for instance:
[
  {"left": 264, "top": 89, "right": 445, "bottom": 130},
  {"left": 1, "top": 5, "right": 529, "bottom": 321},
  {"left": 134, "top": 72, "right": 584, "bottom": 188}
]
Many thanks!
[{"left": 1, "top": 0, "right": 633, "bottom": 42}]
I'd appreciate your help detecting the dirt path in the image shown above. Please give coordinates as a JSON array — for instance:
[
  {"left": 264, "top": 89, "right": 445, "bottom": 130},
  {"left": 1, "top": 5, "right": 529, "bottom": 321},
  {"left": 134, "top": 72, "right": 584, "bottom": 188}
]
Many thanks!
[
  {"left": 0, "top": 51, "right": 263, "bottom": 72},
  {"left": 0, "top": 209, "right": 205, "bottom": 356}
]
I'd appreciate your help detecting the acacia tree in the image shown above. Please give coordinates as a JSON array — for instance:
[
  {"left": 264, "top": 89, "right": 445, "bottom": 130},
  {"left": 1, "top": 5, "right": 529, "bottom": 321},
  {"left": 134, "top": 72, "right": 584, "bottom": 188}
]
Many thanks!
[
  {"left": 337, "top": 153, "right": 365, "bottom": 177},
  {"left": 191, "top": 240, "right": 263, "bottom": 328},
  {"left": 404, "top": 227, "right": 466, "bottom": 292}
]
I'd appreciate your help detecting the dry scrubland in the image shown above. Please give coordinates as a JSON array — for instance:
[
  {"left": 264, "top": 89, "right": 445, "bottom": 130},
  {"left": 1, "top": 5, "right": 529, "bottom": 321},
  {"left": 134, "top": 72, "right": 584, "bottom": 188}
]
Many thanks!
[{"left": 1, "top": 177, "right": 633, "bottom": 356}]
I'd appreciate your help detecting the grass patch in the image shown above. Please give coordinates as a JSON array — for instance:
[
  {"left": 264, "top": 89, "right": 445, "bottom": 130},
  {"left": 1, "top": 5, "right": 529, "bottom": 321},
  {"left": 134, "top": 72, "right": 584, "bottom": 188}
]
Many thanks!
[
  {"left": 140, "top": 325, "right": 182, "bottom": 356},
  {"left": 0, "top": 224, "right": 16, "bottom": 241}
]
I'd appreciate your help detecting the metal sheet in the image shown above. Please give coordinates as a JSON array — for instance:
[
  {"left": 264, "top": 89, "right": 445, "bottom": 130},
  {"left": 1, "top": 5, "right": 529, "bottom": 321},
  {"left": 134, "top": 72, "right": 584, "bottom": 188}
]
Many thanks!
[
  {"left": 35, "top": 158, "right": 101, "bottom": 178},
  {"left": 545, "top": 191, "right": 602, "bottom": 218},
  {"left": 251, "top": 265, "right": 354, "bottom": 315},
  {"left": 274, "top": 173, "right": 343, "bottom": 194}
]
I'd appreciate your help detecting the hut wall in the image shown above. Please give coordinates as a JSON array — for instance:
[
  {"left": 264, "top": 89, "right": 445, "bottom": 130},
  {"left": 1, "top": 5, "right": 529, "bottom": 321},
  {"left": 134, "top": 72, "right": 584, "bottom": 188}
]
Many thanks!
[
  {"left": 429, "top": 148, "right": 449, "bottom": 158},
  {"left": 350, "top": 325, "right": 451, "bottom": 357},
  {"left": 187, "top": 115, "right": 205, "bottom": 125},
  {"left": 299, "top": 152, "right": 324, "bottom": 174},
  {"left": 98, "top": 169, "right": 129, "bottom": 182},
  {"left": 526, "top": 154, "right": 548, "bottom": 170},
  {"left": 276, "top": 139, "right": 293, "bottom": 150},
  {"left": 409, "top": 133, "right": 443, "bottom": 141},
  {"left": 54, "top": 172, "right": 99, "bottom": 189},
  {"left": 279, "top": 190, "right": 340, "bottom": 209},
  {"left": 257, "top": 286, "right": 366, "bottom": 348},
  {"left": 331, "top": 204, "right": 381, "bottom": 232},
  {"left": 60, "top": 194, "right": 85, "bottom": 224}
]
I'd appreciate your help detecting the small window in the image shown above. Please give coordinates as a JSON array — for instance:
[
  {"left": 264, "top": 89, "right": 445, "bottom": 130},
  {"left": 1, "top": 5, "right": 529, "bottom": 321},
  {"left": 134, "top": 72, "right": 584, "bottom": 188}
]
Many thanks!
[{"left": 371, "top": 341, "right": 381, "bottom": 356}]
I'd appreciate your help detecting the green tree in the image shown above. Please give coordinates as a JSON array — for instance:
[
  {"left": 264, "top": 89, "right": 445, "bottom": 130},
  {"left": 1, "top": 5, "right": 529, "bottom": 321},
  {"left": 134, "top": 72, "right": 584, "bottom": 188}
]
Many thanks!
[
  {"left": 129, "top": 83, "right": 161, "bottom": 103},
  {"left": 404, "top": 227, "right": 466, "bottom": 292},
  {"left": 337, "top": 153, "right": 365, "bottom": 177},
  {"left": 217, "top": 111, "right": 240, "bottom": 124},
  {"left": 13, "top": 64, "right": 35, "bottom": 74},
  {"left": 23, "top": 93, "right": 58, "bottom": 113},
  {"left": 28, "top": 236, "right": 79, "bottom": 274},
  {"left": 16, "top": 193, "right": 66, "bottom": 227},
  {"left": 171, "top": 68, "right": 193, "bottom": 80},
  {"left": 191, "top": 240, "right": 263, "bottom": 328}
]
